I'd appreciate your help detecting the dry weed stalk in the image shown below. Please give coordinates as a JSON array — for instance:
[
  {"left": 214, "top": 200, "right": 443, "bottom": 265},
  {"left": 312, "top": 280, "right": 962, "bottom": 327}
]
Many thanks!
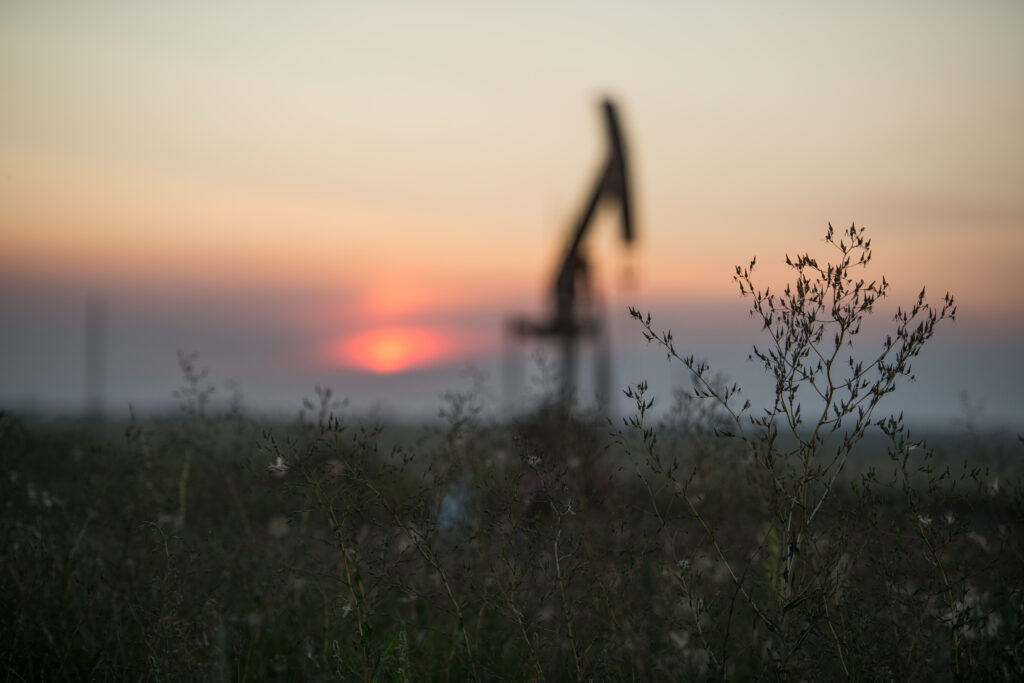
[{"left": 629, "top": 224, "right": 957, "bottom": 676}]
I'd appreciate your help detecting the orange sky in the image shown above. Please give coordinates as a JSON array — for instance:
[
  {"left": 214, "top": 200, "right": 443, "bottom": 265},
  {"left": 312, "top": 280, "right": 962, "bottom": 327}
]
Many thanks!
[{"left": 1, "top": 1, "right": 1022, "bottom": 418}]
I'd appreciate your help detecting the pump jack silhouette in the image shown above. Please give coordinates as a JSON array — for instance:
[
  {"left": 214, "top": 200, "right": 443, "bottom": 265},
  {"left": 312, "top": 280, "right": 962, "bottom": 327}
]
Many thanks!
[{"left": 507, "top": 99, "right": 635, "bottom": 412}]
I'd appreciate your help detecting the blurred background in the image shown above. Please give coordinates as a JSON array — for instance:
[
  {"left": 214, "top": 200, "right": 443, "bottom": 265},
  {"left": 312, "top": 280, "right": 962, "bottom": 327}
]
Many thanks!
[{"left": 1, "top": 0, "right": 1021, "bottom": 427}]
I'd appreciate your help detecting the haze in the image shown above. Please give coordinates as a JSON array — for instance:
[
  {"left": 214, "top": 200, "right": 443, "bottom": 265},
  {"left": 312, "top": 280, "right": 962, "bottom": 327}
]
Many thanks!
[{"left": 1, "top": 1, "right": 1022, "bottom": 427}]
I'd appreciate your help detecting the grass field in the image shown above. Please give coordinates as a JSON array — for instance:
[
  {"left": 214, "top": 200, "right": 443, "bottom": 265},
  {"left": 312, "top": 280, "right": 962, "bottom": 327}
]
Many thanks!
[
  {"left": 2, "top": 394, "right": 1021, "bottom": 681},
  {"left": 4, "top": 226, "right": 1022, "bottom": 680}
]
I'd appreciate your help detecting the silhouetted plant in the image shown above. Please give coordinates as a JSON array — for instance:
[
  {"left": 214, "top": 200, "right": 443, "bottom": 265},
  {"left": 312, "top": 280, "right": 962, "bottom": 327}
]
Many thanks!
[
  {"left": 4, "top": 226, "right": 1024, "bottom": 681},
  {"left": 628, "top": 223, "right": 964, "bottom": 677}
]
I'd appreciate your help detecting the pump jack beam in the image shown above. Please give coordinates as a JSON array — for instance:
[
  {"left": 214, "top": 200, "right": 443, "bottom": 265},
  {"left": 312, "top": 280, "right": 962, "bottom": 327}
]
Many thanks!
[{"left": 508, "top": 99, "right": 635, "bottom": 409}]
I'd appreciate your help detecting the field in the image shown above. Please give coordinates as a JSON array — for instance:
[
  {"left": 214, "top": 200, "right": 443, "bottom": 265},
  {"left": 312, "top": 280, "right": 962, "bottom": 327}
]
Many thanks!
[
  {"left": 4, "top": 226, "right": 1023, "bottom": 680},
  {"left": 3, "top": 390, "right": 1022, "bottom": 681}
]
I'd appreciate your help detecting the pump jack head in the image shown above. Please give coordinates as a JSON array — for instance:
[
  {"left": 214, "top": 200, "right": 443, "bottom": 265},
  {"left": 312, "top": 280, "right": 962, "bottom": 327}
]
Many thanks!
[{"left": 599, "top": 99, "right": 634, "bottom": 246}]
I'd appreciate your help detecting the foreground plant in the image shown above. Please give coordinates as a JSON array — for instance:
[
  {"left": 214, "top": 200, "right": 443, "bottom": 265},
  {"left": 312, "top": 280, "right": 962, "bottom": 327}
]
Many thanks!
[
  {"left": 6, "top": 226, "right": 1022, "bottom": 681},
  {"left": 628, "top": 224, "right": 959, "bottom": 677}
]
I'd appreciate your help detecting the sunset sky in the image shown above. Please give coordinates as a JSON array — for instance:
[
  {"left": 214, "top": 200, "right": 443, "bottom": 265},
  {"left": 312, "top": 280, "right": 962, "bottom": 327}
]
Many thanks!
[{"left": 2, "top": 1, "right": 1022, "bottom": 426}]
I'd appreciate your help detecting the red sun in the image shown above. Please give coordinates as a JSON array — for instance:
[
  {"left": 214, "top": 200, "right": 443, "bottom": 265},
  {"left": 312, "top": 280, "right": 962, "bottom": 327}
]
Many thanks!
[{"left": 332, "top": 327, "right": 450, "bottom": 373}]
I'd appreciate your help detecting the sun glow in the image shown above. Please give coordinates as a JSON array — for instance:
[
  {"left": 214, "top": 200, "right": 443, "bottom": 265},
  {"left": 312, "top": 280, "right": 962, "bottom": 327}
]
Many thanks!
[{"left": 331, "top": 328, "right": 453, "bottom": 373}]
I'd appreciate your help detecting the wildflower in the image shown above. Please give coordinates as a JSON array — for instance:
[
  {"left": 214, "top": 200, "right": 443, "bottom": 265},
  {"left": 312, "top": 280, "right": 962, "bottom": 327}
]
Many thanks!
[
  {"left": 267, "top": 456, "right": 288, "bottom": 477},
  {"left": 967, "top": 531, "right": 990, "bottom": 552},
  {"left": 917, "top": 514, "right": 932, "bottom": 528},
  {"left": 526, "top": 453, "right": 541, "bottom": 468},
  {"left": 669, "top": 630, "right": 689, "bottom": 649}
]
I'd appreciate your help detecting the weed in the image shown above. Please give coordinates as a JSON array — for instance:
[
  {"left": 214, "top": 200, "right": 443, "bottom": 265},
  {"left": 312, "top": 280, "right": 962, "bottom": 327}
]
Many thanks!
[{"left": 1, "top": 227, "right": 1021, "bottom": 680}]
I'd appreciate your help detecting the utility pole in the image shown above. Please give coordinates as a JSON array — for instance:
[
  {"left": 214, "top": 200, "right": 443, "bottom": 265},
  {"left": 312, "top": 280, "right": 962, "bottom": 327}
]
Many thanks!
[{"left": 84, "top": 294, "right": 107, "bottom": 419}]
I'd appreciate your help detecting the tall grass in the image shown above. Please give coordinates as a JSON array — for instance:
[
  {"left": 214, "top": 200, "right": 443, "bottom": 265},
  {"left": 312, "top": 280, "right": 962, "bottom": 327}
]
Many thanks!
[{"left": 2, "top": 226, "right": 1022, "bottom": 680}]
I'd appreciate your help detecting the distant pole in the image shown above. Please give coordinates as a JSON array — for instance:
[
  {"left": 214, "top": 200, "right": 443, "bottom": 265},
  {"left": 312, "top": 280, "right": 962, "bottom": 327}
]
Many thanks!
[{"left": 84, "top": 295, "right": 108, "bottom": 419}]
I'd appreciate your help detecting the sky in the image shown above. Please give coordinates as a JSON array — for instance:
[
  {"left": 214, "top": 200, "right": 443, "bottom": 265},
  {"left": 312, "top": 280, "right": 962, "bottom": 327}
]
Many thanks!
[{"left": 1, "top": 1, "right": 1022, "bottom": 428}]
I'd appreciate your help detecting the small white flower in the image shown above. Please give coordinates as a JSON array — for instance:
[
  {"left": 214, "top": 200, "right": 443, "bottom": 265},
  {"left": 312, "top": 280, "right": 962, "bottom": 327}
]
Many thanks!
[
  {"left": 967, "top": 531, "right": 990, "bottom": 552},
  {"left": 267, "top": 456, "right": 289, "bottom": 477},
  {"left": 917, "top": 515, "right": 932, "bottom": 528},
  {"left": 526, "top": 454, "right": 541, "bottom": 468}
]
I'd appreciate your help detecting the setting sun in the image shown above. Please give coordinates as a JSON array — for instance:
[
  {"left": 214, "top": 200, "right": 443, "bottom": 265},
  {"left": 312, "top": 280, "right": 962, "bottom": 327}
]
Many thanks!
[{"left": 332, "top": 328, "right": 452, "bottom": 374}]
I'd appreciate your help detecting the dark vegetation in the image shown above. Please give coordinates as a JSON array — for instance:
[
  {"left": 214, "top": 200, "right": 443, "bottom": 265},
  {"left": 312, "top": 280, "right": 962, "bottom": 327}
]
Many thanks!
[{"left": 3, "top": 226, "right": 1023, "bottom": 680}]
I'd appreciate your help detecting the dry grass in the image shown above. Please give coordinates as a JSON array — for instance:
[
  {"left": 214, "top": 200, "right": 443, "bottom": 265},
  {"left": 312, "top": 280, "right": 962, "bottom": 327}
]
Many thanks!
[{"left": 3, "top": 226, "right": 1022, "bottom": 680}]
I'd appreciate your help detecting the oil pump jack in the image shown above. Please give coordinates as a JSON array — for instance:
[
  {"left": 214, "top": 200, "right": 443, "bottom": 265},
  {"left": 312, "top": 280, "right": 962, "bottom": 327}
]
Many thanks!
[{"left": 507, "top": 99, "right": 635, "bottom": 412}]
